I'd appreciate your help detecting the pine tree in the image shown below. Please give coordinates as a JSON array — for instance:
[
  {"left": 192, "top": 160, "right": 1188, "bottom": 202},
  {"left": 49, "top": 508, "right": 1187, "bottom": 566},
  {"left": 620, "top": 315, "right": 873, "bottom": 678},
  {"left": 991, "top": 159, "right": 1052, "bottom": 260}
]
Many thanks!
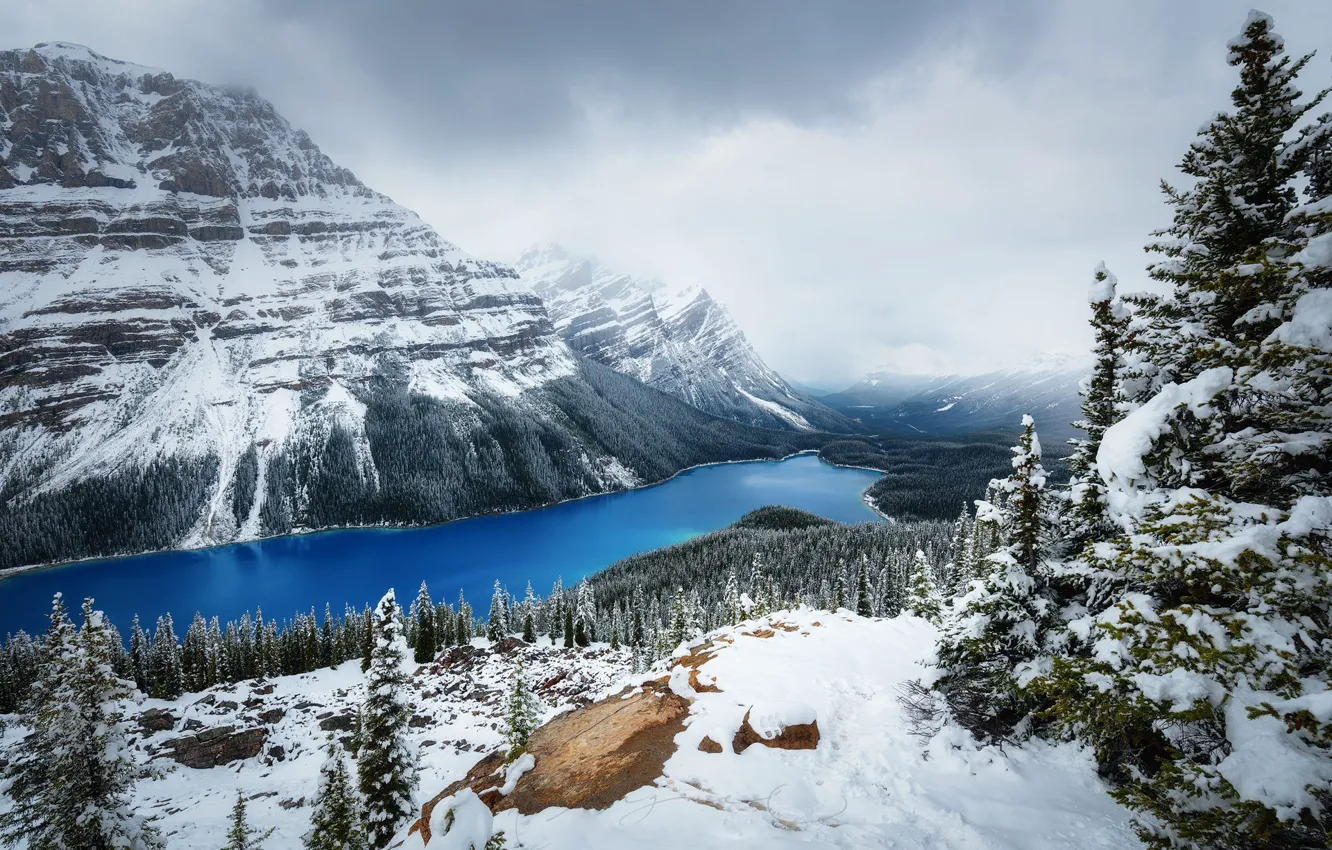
[
  {"left": 1064, "top": 264, "right": 1127, "bottom": 552},
  {"left": 129, "top": 613, "right": 150, "bottom": 693},
  {"left": 562, "top": 607, "right": 574, "bottom": 649},
  {"left": 1004, "top": 415, "right": 1047, "bottom": 572},
  {"left": 487, "top": 581, "right": 506, "bottom": 642},
  {"left": 1, "top": 595, "right": 163, "bottom": 850},
  {"left": 722, "top": 563, "right": 742, "bottom": 625},
  {"left": 359, "top": 604, "right": 373, "bottom": 673},
  {"left": 831, "top": 561, "right": 847, "bottom": 611},
  {"left": 668, "top": 587, "right": 688, "bottom": 648},
  {"left": 947, "top": 503, "right": 974, "bottom": 598},
  {"left": 521, "top": 582, "right": 538, "bottom": 643},
  {"left": 304, "top": 739, "right": 365, "bottom": 850},
  {"left": 503, "top": 661, "right": 541, "bottom": 762},
  {"left": 224, "top": 791, "right": 274, "bottom": 850},
  {"left": 413, "top": 582, "right": 436, "bottom": 664},
  {"left": 932, "top": 419, "right": 1057, "bottom": 741},
  {"left": 358, "top": 590, "right": 417, "bottom": 849},
  {"left": 904, "top": 550, "right": 941, "bottom": 622},
  {"left": 151, "top": 613, "right": 183, "bottom": 699},
  {"left": 854, "top": 554, "right": 874, "bottom": 617},
  {"left": 573, "top": 580, "right": 594, "bottom": 647},
  {"left": 321, "top": 604, "right": 337, "bottom": 668}
]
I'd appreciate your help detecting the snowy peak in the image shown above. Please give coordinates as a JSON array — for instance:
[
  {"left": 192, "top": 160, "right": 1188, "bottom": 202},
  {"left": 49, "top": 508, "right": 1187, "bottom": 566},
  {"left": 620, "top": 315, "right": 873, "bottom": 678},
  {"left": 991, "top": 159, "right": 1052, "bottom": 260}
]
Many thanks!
[{"left": 513, "top": 244, "right": 855, "bottom": 432}]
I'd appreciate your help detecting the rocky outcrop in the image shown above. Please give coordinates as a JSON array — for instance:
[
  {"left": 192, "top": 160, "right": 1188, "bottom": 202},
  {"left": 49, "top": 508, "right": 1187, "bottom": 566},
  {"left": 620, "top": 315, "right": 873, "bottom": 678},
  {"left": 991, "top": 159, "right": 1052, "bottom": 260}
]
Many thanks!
[
  {"left": 136, "top": 707, "right": 177, "bottom": 733},
  {"left": 409, "top": 679, "right": 690, "bottom": 835},
  {"left": 731, "top": 703, "right": 820, "bottom": 754},
  {"left": 157, "top": 725, "right": 268, "bottom": 768},
  {"left": 513, "top": 243, "right": 854, "bottom": 433}
]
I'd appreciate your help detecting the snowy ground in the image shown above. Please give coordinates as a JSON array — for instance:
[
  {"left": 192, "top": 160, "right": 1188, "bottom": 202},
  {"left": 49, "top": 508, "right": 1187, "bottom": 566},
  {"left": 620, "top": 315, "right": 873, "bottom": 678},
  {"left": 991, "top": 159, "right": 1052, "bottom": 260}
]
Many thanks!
[
  {"left": 2, "top": 613, "right": 1140, "bottom": 848},
  {"left": 0, "top": 639, "right": 631, "bottom": 848},
  {"left": 491, "top": 611, "right": 1140, "bottom": 849}
]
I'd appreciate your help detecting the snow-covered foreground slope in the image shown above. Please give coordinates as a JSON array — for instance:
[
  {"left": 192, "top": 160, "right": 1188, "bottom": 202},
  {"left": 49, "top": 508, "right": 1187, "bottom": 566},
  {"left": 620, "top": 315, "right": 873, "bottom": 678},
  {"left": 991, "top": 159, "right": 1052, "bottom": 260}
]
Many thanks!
[
  {"left": 486, "top": 610, "right": 1138, "bottom": 849},
  {"left": 0, "top": 610, "right": 1143, "bottom": 847},
  {"left": 0, "top": 638, "right": 633, "bottom": 847},
  {"left": 513, "top": 243, "right": 854, "bottom": 433}
]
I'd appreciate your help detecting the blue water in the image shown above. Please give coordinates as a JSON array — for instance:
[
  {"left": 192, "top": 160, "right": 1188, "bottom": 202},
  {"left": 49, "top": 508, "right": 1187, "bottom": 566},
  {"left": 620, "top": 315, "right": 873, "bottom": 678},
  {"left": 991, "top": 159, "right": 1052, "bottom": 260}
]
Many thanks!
[{"left": 0, "top": 454, "right": 882, "bottom": 638}]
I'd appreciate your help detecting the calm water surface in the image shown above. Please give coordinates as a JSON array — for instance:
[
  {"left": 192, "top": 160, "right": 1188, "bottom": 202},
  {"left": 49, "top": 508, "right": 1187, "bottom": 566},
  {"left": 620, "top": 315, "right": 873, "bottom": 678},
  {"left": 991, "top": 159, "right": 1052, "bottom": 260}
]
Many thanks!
[{"left": 0, "top": 454, "right": 882, "bottom": 637}]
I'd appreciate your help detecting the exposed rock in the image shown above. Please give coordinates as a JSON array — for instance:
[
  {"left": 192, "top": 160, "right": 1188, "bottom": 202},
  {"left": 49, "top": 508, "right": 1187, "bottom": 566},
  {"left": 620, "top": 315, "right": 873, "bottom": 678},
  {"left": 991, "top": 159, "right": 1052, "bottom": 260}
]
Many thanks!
[
  {"left": 137, "top": 707, "right": 176, "bottom": 733},
  {"left": 408, "top": 714, "right": 432, "bottom": 729},
  {"left": 159, "top": 726, "right": 268, "bottom": 768},
  {"left": 257, "top": 707, "right": 285, "bottom": 725},
  {"left": 492, "top": 636, "right": 526, "bottom": 654},
  {"left": 278, "top": 797, "right": 304, "bottom": 810},
  {"left": 318, "top": 711, "right": 357, "bottom": 733},
  {"left": 698, "top": 736, "right": 723, "bottom": 754},
  {"left": 411, "top": 680, "right": 690, "bottom": 832},
  {"left": 731, "top": 705, "right": 820, "bottom": 754},
  {"left": 267, "top": 745, "right": 286, "bottom": 762}
]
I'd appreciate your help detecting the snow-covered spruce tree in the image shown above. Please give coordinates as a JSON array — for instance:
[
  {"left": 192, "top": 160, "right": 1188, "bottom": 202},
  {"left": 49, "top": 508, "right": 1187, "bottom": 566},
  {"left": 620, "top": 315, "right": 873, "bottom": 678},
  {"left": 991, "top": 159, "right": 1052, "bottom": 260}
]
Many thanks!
[
  {"left": 521, "top": 582, "right": 538, "bottom": 643},
  {"left": 947, "top": 503, "right": 974, "bottom": 598},
  {"left": 855, "top": 554, "right": 875, "bottom": 617},
  {"left": 0, "top": 595, "right": 163, "bottom": 850},
  {"left": 487, "top": 581, "right": 506, "bottom": 642},
  {"left": 129, "top": 613, "right": 150, "bottom": 693},
  {"left": 904, "top": 549, "right": 941, "bottom": 622},
  {"left": 722, "top": 563, "right": 742, "bottom": 625},
  {"left": 225, "top": 790, "right": 274, "bottom": 850},
  {"left": 412, "top": 582, "right": 436, "bottom": 663},
  {"left": 1063, "top": 264, "right": 1128, "bottom": 553},
  {"left": 304, "top": 739, "right": 365, "bottom": 850},
  {"left": 574, "top": 580, "right": 594, "bottom": 647},
  {"left": 1031, "top": 14, "right": 1332, "bottom": 849},
  {"left": 932, "top": 418, "right": 1056, "bottom": 742},
  {"left": 358, "top": 589, "right": 418, "bottom": 849},
  {"left": 150, "top": 613, "right": 183, "bottom": 699},
  {"left": 503, "top": 661, "right": 541, "bottom": 762}
]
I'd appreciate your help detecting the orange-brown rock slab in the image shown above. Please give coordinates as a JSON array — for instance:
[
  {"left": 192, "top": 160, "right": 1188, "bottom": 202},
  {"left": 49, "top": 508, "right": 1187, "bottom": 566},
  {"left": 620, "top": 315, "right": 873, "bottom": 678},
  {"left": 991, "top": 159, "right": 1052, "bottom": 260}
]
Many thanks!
[
  {"left": 409, "top": 680, "right": 691, "bottom": 837},
  {"left": 732, "top": 709, "right": 820, "bottom": 754},
  {"left": 698, "top": 736, "right": 723, "bottom": 754}
]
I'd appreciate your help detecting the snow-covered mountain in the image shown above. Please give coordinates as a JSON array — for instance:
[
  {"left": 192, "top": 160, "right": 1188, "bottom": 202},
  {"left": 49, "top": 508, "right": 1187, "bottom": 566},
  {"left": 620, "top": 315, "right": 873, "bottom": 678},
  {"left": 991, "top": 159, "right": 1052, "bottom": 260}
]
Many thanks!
[
  {"left": 512, "top": 243, "right": 855, "bottom": 433},
  {"left": 0, "top": 44, "right": 814, "bottom": 570},
  {"left": 824, "top": 354, "right": 1089, "bottom": 443}
]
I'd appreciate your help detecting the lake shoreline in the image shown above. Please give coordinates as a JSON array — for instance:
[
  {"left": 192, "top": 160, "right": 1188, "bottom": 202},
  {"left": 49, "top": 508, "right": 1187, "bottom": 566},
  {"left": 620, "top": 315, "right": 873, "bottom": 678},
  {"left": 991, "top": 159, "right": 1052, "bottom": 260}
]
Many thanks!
[{"left": 0, "top": 449, "right": 876, "bottom": 584}]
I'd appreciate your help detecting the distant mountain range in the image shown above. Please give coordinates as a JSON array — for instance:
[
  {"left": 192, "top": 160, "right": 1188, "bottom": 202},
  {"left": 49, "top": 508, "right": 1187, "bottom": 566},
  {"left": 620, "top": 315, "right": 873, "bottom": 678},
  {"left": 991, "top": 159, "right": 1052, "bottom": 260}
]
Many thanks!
[
  {"left": 512, "top": 244, "right": 854, "bottom": 433},
  {"left": 819, "top": 353, "right": 1089, "bottom": 445}
]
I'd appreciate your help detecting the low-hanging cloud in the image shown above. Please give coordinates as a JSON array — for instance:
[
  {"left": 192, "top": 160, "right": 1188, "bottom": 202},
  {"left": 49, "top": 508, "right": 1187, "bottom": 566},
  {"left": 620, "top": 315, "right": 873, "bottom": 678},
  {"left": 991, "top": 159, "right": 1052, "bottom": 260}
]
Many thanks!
[{"left": 5, "top": 0, "right": 1332, "bottom": 386}]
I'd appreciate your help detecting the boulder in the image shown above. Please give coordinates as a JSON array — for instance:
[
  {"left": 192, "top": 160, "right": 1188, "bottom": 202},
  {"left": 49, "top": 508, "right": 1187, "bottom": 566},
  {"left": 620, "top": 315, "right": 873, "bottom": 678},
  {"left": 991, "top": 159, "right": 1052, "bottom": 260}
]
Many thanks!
[
  {"left": 732, "top": 702, "right": 820, "bottom": 754},
  {"left": 137, "top": 707, "right": 177, "bottom": 733},
  {"left": 698, "top": 736, "right": 723, "bottom": 754},
  {"left": 257, "top": 707, "right": 285, "bottom": 725},
  {"left": 159, "top": 726, "right": 268, "bottom": 768},
  {"left": 492, "top": 636, "right": 526, "bottom": 654},
  {"left": 409, "top": 680, "right": 690, "bottom": 832},
  {"left": 318, "top": 711, "right": 357, "bottom": 733}
]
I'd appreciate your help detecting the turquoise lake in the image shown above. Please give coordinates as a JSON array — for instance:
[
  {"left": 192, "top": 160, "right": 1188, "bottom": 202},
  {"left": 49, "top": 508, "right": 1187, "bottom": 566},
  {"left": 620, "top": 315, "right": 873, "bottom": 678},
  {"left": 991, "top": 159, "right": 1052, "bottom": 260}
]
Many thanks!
[{"left": 0, "top": 454, "right": 883, "bottom": 637}]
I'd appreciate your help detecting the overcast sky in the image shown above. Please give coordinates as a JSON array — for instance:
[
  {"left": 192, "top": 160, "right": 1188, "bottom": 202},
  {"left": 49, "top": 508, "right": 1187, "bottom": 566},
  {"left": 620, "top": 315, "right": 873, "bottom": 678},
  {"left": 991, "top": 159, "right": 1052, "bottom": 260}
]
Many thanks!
[{"left": 7, "top": 1, "right": 1332, "bottom": 387}]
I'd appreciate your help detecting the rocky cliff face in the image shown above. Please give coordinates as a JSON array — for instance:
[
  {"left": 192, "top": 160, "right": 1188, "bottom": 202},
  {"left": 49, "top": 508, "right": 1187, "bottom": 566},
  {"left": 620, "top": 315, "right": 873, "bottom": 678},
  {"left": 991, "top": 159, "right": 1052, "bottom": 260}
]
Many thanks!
[
  {"left": 513, "top": 243, "right": 853, "bottom": 433},
  {"left": 0, "top": 45, "right": 813, "bottom": 569}
]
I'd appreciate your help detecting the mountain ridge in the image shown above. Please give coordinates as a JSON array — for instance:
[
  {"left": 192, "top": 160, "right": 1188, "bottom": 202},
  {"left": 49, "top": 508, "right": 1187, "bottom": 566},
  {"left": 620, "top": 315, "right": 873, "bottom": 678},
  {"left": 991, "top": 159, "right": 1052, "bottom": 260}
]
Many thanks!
[{"left": 512, "top": 243, "right": 857, "bottom": 433}]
